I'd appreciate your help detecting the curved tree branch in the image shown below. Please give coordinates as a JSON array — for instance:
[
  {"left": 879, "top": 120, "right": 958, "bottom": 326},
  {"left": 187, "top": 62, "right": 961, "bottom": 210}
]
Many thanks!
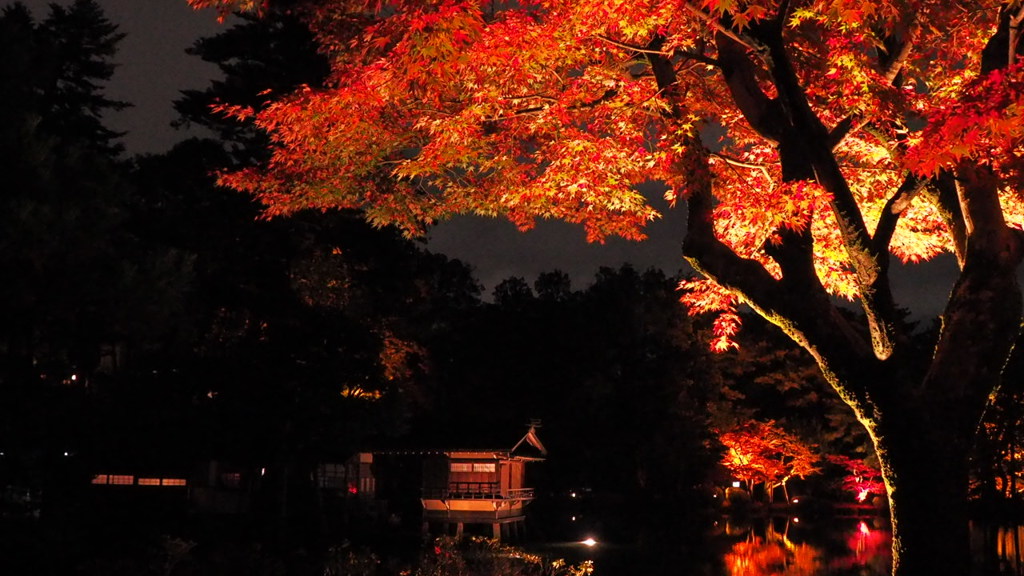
[
  {"left": 921, "top": 171, "right": 967, "bottom": 267},
  {"left": 872, "top": 173, "right": 924, "bottom": 256},
  {"left": 743, "top": 17, "right": 902, "bottom": 360},
  {"left": 829, "top": 16, "right": 919, "bottom": 150},
  {"left": 648, "top": 33, "right": 877, "bottom": 404},
  {"left": 714, "top": 32, "right": 785, "bottom": 143}
]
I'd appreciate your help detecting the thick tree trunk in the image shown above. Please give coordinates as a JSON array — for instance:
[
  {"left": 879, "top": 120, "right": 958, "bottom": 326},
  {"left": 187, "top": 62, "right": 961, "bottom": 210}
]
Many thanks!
[{"left": 874, "top": 413, "right": 974, "bottom": 576}]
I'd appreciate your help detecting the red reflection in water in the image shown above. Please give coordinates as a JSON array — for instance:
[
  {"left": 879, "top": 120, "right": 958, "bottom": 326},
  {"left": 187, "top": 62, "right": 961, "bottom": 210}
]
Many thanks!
[
  {"left": 722, "top": 520, "right": 892, "bottom": 576},
  {"left": 723, "top": 522, "right": 823, "bottom": 576}
]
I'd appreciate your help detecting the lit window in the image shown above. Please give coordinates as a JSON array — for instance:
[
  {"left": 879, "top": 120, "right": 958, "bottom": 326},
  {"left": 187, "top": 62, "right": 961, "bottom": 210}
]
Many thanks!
[
  {"left": 138, "top": 478, "right": 161, "bottom": 486},
  {"left": 450, "top": 463, "right": 472, "bottom": 472},
  {"left": 162, "top": 478, "right": 187, "bottom": 487},
  {"left": 472, "top": 463, "right": 496, "bottom": 473},
  {"left": 109, "top": 475, "right": 134, "bottom": 485},
  {"left": 91, "top": 475, "right": 109, "bottom": 485}
]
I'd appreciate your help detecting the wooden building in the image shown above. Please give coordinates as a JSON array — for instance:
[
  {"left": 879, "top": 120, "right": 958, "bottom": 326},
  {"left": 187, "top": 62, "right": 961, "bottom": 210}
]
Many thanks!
[{"left": 414, "top": 424, "right": 547, "bottom": 540}]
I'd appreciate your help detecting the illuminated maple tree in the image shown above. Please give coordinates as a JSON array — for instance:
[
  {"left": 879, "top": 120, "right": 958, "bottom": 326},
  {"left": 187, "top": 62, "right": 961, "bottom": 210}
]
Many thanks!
[
  {"left": 720, "top": 420, "right": 820, "bottom": 503},
  {"left": 187, "top": 1, "right": 1024, "bottom": 574},
  {"left": 828, "top": 454, "right": 885, "bottom": 504}
]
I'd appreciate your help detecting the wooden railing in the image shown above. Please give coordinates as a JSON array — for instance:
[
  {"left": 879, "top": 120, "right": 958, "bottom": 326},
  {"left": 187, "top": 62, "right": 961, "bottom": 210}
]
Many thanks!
[{"left": 422, "top": 483, "right": 535, "bottom": 501}]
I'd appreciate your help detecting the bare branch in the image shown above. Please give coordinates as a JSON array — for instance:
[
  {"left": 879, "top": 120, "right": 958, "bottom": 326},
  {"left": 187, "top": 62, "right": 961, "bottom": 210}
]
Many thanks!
[
  {"left": 594, "top": 34, "right": 671, "bottom": 56},
  {"left": 872, "top": 173, "right": 924, "bottom": 255},
  {"left": 880, "top": 16, "right": 920, "bottom": 84},
  {"left": 714, "top": 32, "right": 785, "bottom": 142},
  {"left": 829, "top": 17, "right": 918, "bottom": 148},
  {"left": 683, "top": 2, "right": 765, "bottom": 54},
  {"left": 1009, "top": 3, "right": 1024, "bottom": 65},
  {"left": 921, "top": 171, "right": 967, "bottom": 268}
]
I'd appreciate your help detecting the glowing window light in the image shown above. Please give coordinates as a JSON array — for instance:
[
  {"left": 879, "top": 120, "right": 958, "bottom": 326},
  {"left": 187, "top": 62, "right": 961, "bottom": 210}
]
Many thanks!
[
  {"left": 138, "top": 478, "right": 161, "bottom": 486},
  {"left": 91, "top": 475, "right": 109, "bottom": 485},
  {"left": 109, "top": 475, "right": 134, "bottom": 485},
  {"left": 162, "top": 478, "right": 187, "bottom": 486}
]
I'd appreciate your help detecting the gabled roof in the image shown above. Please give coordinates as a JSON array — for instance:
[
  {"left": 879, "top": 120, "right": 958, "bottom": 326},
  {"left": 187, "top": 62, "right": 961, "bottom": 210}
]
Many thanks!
[
  {"left": 372, "top": 423, "right": 547, "bottom": 461},
  {"left": 511, "top": 424, "right": 547, "bottom": 459}
]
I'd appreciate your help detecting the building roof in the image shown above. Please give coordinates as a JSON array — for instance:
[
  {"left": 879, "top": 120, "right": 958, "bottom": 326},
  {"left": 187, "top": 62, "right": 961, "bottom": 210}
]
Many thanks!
[{"left": 372, "top": 423, "right": 547, "bottom": 461}]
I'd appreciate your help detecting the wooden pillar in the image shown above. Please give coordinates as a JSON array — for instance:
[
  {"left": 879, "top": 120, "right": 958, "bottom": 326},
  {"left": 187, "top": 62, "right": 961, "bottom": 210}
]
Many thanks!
[
  {"left": 456, "top": 522, "right": 464, "bottom": 537},
  {"left": 493, "top": 522, "right": 502, "bottom": 540}
]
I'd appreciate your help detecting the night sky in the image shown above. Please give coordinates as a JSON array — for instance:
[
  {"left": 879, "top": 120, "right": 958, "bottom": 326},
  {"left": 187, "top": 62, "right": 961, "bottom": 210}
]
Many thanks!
[{"left": 13, "top": 0, "right": 960, "bottom": 314}]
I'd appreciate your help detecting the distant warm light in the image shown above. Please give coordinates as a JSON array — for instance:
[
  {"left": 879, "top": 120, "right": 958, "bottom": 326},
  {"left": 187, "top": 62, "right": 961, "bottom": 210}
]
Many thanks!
[
  {"left": 581, "top": 537, "right": 597, "bottom": 547},
  {"left": 261, "top": 467, "right": 266, "bottom": 476},
  {"left": 793, "top": 517, "right": 800, "bottom": 523},
  {"left": 857, "top": 489, "right": 870, "bottom": 502},
  {"left": 732, "top": 481, "right": 741, "bottom": 488},
  {"left": 571, "top": 516, "right": 577, "bottom": 521},
  {"left": 570, "top": 491, "right": 577, "bottom": 498},
  {"left": 340, "top": 385, "right": 383, "bottom": 400},
  {"left": 71, "top": 374, "right": 77, "bottom": 381},
  {"left": 859, "top": 521, "right": 871, "bottom": 535},
  {"left": 791, "top": 498, "right": 800, "bottom": 503},
  {"left": 63, "top": 451, "right": 69, "bottom": 457}
]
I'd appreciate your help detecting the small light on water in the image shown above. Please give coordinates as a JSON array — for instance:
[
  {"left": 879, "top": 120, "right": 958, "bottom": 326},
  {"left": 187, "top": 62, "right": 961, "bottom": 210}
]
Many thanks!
[{"left": 581, "top": 537, "right": 597, "bottom": 547}]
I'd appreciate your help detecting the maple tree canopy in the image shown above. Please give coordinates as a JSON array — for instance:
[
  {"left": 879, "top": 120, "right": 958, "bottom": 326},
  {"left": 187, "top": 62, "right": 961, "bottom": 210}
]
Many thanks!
[
  {"left": 720, "top": 420, "right": 820, "bottom": 493},
  {"left": 186, "top": 0, "right": 1024, "bottom": 351}
]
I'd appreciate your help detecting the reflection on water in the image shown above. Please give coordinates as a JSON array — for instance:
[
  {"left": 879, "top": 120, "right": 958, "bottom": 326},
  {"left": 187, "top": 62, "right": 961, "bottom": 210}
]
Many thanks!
[
  {"left": 715, "top": 518, "right": 1024, "bottom": 576},
  {"left": 974, "top": 524, "right": 1024, "bottom": 576},
  {"left": 533, "top": 503, "right": 1024, "bottom": 576},
  {"left": 719, "top": 517, "right": 891, "bottom": 576}
]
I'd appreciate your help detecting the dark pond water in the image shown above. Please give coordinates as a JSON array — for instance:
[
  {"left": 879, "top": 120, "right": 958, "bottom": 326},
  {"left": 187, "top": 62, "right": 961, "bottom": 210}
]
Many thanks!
[{"left": 531, "top": 515, "right": 1024, "bottom": 576}]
